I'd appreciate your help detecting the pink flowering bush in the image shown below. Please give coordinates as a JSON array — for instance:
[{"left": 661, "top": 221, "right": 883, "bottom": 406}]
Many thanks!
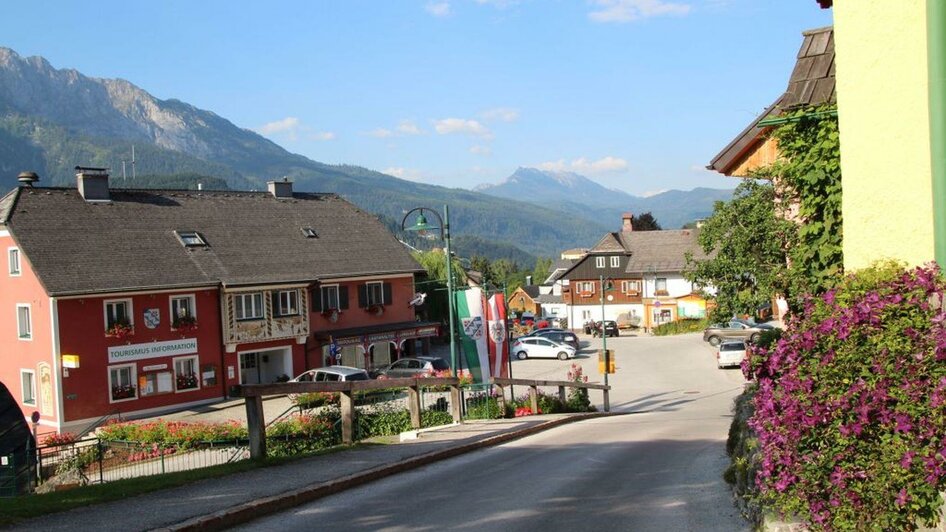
[{"left": 744, "top": 262, "right": 946, "bottom": 530}]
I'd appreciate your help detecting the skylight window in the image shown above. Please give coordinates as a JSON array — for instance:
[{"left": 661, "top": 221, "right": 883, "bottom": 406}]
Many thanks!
[
  {"left": 175, "top": 231, "right": 207, "bottom": 247},
  {"left": 302, "top": 227, "right": 318, "bottom": 238}
]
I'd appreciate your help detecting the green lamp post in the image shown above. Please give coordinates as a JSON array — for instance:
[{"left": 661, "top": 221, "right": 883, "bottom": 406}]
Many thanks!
[{"left": 402, "top": 206, "right": 457, "bottom": 377}]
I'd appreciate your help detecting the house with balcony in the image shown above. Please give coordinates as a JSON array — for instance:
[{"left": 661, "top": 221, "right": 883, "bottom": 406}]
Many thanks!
[
  {"left": 0, "top": 168, "right": 431, "bottom": 434},
  {"left": 560, "top": 213, "right": 711, "bottom": 331}
]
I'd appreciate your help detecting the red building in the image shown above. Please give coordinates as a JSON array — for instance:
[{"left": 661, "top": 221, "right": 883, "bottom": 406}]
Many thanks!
[{"left": 0, "top": 169, "right": 434, "bottom": 434}]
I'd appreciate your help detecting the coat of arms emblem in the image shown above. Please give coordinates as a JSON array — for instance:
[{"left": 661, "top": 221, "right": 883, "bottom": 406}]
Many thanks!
[{"left": 143, "top": 308, "right": 161, "bottom": 329}]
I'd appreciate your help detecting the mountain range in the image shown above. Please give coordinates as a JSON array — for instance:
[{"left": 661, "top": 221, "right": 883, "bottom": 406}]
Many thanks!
[{"left": 0, "top": 47, "right": 730, "bottom": 263}]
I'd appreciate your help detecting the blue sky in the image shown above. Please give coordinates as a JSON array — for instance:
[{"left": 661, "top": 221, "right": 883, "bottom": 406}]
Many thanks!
[{"left": 1, "top": 1, "right": 832, "bottom": 196}]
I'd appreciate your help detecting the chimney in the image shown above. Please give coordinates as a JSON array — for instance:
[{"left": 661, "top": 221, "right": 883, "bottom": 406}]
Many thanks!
[
  {"left": 525, "top": 275, "right": 533, "bottom": 286},
  {"left": 267, "top": 177, "right": 293, "bottom": 199},
  {"left": 622, "top": 212, "right": 634, "bottom": 232},
  {"left": 17, "top": 171, "right": 39, "bottom": 187},
  {"left": 75, "top": 166, "right": 110, "bottom": 202}
]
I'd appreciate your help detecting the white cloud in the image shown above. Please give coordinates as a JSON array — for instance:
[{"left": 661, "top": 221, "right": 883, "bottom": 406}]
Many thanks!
[
  {"left": 309, "top": 131, "right": 336, "bottom": 141},
  {"left": 425, "top": 1, "right": 451, "bottom": 17},
  {"left": 367, "top": 128, "right": 394, "bottom": 138},
  {"left": 434, "top": 118, "right": 493, "bottom": 139},
  {"left": 480, "top": 107, "right": 520, "bottom": 123},
  {"left": 256, "top": 117, "right": 333, "bottom": 142},
  {"left": 397, "top": 120, "right": 423, "bottom": 135},
  {"left": 383, "top": 167, "right": 425, "bottom": 182},
  {"left": 257, "top": 117, "right": 300, "bottom": 135},
  {"left": 470, "top": 145, "right": 492, "bottom": 156},
  {"left": 537, "top": 156, "right": 629, "bottom": 175},
  {"left": 641, "top": 188, "right": 669, "bottom": 198},
  {"left": 474, "top": 0, "right": 519, "bottom": 8},
  {"left": 588, "top": 0, "right": 691, "bottom": 23}
]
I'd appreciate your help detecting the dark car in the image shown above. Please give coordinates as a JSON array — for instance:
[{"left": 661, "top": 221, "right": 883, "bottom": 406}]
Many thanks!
[
  {"left": 592, "top": 320, "right": 619, "bottom": 338},
  {"left": 525, "top": 329, "right": 580, "bottom": 351},
  {"left": 370, "top": 356, "right": 450, "bottom": 378},
  {"left": 703, "top": 320, "right": 775, "bottom": 346}
]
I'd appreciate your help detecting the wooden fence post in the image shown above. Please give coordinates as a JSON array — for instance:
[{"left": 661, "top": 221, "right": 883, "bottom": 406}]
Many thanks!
[
  {"left": 529, "top": 385, "right": 539, "bottom": 414},
  {"left": 340, "top": 389, "right": 354, "bottom": 444},
  {"left": 450, "top": 384, "right": 462, "bottom": 423},
  {"left": 558, "top": 385, "right": 566, "bottom": 404},
  {"left": 245, "top": 395, "right": 266, "bottom": 460},
  {"left": 496, "top": 384, "right": 506, "bottom": 417},
  {"left": 408, "top": 383, "right": 422, "bottom": 429},
  {"left": 603, "top": 386, "right": 610, "bottom": 413}
]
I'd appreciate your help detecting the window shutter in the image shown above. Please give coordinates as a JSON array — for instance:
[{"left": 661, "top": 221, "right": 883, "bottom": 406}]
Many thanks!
[
  {"left": 382, "top": 282, "right": 392, "bottom": 305},
  {"left": 358, "top": 284, "right": 368, "bottom": 308},
  {"left": 312, "top": 288, "right": 322, "bottom": 312},
  {"left": 340, "top": 286, "right": 350, "bottom": 310},
  {"left": 271, "top": 292, "right": 279, "bottom": 316}
]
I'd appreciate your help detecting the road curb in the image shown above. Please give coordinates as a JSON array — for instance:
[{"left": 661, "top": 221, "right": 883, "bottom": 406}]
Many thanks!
[{"left": 155, "top": 411, "right": 624, "bottom": 531}]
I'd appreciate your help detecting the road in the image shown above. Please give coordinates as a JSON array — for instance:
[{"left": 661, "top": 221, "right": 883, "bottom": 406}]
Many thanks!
[{"left": 235, "top": 332, "right": 751, "bottom": 531}]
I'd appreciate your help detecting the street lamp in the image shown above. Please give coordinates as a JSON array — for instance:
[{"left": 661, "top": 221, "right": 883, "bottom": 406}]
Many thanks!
[
  {"left": 402, "top": 206, "right": 457, "bottom": 377},
  {"left": 600, "top": 275, "right": 614, "bottom": 392}
]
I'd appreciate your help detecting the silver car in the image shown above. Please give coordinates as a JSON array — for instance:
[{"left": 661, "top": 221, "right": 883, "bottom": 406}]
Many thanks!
[{"left": 371, "top": 356, "right": 450, "bottom": 378}]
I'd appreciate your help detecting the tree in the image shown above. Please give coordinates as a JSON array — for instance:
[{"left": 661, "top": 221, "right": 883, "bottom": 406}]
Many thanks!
[
  {"left": 411, "top": 250, "right": 468, "bottom": 325},
  {"left": 631, "top": 212, "right": 661, "bottom": 231},
  {"left": 684, "top": 180, "right": 792, "bottom": 320},
  {"left": 532, "top": 257, "right": 553, "bottom": 285}
]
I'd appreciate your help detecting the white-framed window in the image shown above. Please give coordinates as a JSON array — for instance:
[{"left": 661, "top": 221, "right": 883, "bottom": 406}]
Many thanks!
[
  {"left": 321, "top": 285, "right": 340, "bottom": 310},
  {"left": 234, "top": 293, "right": 264, "bottom": 320},
  {"left": 170, "top": 295, "right": 196, "bottom": 321},
  {"left": 366, "top": 281, "right": 384, "bottom": 306},
  {"left": 174, "top": 230, "right": 207, "bottom": 247},
  {"left": 621, "top": 280, "right": 642, "bottom": 295},
  {"left": 104, "top": 299, "right": 133, "bottom": 329},
  {"left": 16, "top": 304, "right": 31, "bottom": 340},
  {"left": 8, "top": 247, "right": 21, "bottom": 276},
  {"left": 610, "top": 256, "right": 620, "bottom": 268},
  {"left": 20, "top": 369, "right": 35, "bottom": 406},
  {"left": 577, "top": 281, "right": 595, "bottom": 295},
  {"left": 174, "top": 355, "right": 200, "bottom": 392},
  {"left": 276, "top": 290, "right": 300, "bottom": 316},
  {"left": 108, "top": 364, "right": 137, "bottom": 402},
  {"left": 655, "top": 278, "right": 668, "bottom": 294},
  {"left": 595, "top": 257, "right": 605, "bottom": 268},
  {"left": 140, "top": 371, "right": 174, "bottom": 396}
]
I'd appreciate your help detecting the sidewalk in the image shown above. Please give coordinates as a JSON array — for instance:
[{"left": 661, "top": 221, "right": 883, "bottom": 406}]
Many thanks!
[{"left": 10, "top": 413, "right": 614, "bottom": 532}]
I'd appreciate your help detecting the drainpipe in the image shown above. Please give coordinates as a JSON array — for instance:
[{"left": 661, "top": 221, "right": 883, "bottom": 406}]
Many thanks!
[{"left": 929, "top": 0, "right": 946, "bottom": 267}]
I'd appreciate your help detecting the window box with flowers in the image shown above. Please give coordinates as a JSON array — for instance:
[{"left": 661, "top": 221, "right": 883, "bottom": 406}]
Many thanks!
[
  {"left": 111, "top": 384, "right": 136, "bottom": 401},
  {"left": 172, "top": 315, "right": 198, "bottom": 334},
  {"left": 365, "top": 304, "right": 384, "bottom": 316},
  {"left": 176, "top": 372, "right": 199, "bottom": 391},
  {"left": 105, "top": 321, "right": 134, "bottom": 339},
  {"left": 321, "top": 308, "right": 340, "bottom": 323}
]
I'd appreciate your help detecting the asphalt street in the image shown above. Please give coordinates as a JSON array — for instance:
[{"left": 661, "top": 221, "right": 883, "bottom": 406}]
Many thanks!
[{"left": 235, "top": 332, "right": 751, "bottom": 531}]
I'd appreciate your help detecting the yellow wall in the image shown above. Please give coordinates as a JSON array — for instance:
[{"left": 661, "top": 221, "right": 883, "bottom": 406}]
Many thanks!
[{"left": 834, "top": 1, "right": 934, "bottom": 270}]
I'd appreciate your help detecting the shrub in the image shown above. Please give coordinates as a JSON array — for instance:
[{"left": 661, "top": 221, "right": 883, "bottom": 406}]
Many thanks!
[
  {"left": 42, "top": 432, "right": 79, "bottom": 446},
  {"left": 744, "top": 262, "right": 946, "bottom": 530},
  {"left": 465, "top": 397, "right": 505, "bottom": 420},
  {"left": 566, "top": 364, "right": 592, "bottom": 412},
  {"left": 652, "top": 318, "right": 709, "bottom": 336}
]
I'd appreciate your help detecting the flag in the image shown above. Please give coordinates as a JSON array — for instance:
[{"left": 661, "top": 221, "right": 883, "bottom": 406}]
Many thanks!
[
  {"left": 454, "top": 288, "right": 490, "bottom": 384},
  {"left": 486, "top": 293, "right": 508, "bottom": 378}
]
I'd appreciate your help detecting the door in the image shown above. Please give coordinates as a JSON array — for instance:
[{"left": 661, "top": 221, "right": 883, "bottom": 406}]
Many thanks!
[{"left": 240, "top": 352, "right": 260, "bottom": 384}]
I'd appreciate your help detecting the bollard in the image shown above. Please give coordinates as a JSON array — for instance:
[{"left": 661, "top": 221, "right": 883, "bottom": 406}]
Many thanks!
[
  {"left": 529, "top": 385, "right": 539, "bottom": 414},
  {"left": 450, "top": 384, "right": 462, "bottom": 423},
  {"left": 496, "top": 385, "right": 506, "bottom": 417}
]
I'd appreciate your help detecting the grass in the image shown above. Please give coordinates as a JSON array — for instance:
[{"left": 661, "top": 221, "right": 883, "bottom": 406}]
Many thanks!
[{"left": 0, "top": 443, "right": 362, "bottom": 527}]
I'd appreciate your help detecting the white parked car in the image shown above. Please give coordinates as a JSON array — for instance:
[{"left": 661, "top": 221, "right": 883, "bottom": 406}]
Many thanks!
[
  {"left": 511, "top": 337, "right": 577, "bottom": 361},
  {"left": 716, "top": 340, "right": 747, "bottom": 369},
  {"left": 290, "top": 366, "right": 370, "bottom": 382}
]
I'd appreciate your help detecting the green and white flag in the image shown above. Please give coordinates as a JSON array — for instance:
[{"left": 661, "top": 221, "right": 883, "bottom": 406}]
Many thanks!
[{"left": 454, "top": 287, "right": 490, "bottom": 384}]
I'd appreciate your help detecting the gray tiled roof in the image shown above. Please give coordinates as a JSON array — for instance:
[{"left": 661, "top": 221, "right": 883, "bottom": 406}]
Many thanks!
[
  {"left": 591, "top": 233, "right": 627, "bottom": 253},
  {"left": 535, "top": 293, "right": 563, "bottom": 304},
  {"left": 617, "top": 229, "right": 710, "bottom": 274},
  {"left": 3, "top": 187, "right": 422, "bottom": 296},
  {"left": 782, "top": 26, "right": 835, "bottom": 109}
]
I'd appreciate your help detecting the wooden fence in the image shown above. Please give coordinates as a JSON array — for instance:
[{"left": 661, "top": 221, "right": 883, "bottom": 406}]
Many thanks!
[{"left": 231, "top": 377, "right": 610, "bottom": 460}]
